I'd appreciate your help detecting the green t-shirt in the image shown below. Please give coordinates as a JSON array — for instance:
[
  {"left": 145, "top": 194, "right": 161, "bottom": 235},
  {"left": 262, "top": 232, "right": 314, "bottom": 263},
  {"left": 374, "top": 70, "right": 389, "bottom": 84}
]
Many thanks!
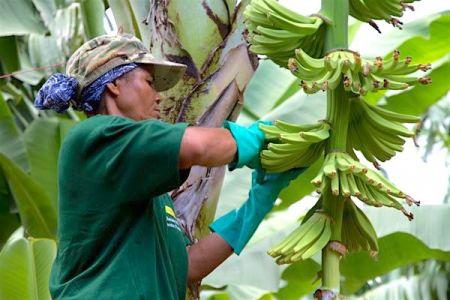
[{"left": 50, "top": 115, "right": 191, "bottom": 300}]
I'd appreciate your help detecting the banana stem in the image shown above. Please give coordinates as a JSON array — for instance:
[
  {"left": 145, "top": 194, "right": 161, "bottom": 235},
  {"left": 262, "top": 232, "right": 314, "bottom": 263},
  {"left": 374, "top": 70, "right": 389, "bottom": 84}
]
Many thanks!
[
  {"left": 320, "top": 0, "right": 349, "bottom": 50},
  {"left": 328, "top": 84, "right": 351, "bottom": 149},
  {"left": 318, "top": 0, "right": 349, "bottom": 296}
]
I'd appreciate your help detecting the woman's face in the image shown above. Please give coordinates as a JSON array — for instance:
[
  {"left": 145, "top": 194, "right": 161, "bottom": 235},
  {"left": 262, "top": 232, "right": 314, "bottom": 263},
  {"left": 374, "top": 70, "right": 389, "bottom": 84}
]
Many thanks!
[{"left": 111, "top": 65, "right": 162, "bottom": 121}]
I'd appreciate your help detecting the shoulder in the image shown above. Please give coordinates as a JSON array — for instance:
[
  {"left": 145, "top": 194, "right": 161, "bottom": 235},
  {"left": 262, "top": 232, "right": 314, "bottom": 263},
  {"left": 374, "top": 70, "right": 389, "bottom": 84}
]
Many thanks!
[
  {"left": 69, "top": 114, "right": 130, "bottom": 135},
  {"left": 62, "top": 115, "right": 186, "bottom": 148},
  {"left": 63, "top": 115, "right": 135, "bottom": 144}
]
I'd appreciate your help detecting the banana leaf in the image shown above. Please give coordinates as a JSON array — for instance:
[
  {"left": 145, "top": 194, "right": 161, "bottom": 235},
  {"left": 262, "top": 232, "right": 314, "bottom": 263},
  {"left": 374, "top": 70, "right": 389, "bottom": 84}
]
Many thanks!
[
  {"left": 242, "top": 60, "right": 299, "bottom": 120},
  {"left": 108, "top": 0, "right": 152, "bottom": 47},
  {"left": 79, "top": 0, "right": 105, "bottom": 39},
  {"left": 24, "top": 118, "right": 76, "bottom": 207},
  {"left": 0, "top": 36, "right": 21, "bottom": 74},
  {"left": 349, "top": 262, "right": 448, "bottom": 300},
  {"left": 361, "top": 12, "right": 450, "bottom": 105},
  {"left": 383, "top": 60, "right": 450, "bottom": 116},
  {"left": 0, "top": 91, "right": 26, "bottom": 244},
  {"left": 32, "top": 0, "right": 57, "bottom": 30},
  {"left": 0, "top": 0, "right": 47, "bottom": 36},
  {"left": 0, "top": 92, "right": 28, "bottom": 169},
  {"left": 0, "top": 154, "right": 56, "bottom": 239},
  {"left": 0, "top": 233, "right": 56, "bottom": 300},
  {"left": 355, "top": 12, "right": 450, "bottom": 59},
  {"left": 0, "top": 175, "right": 20, "bottom": 249},
  {"left": 341, "top": 232, "right": 450, "bottom": 294},
  {"left": 28, "top": 34, "right": 66, "bottom": 76}
]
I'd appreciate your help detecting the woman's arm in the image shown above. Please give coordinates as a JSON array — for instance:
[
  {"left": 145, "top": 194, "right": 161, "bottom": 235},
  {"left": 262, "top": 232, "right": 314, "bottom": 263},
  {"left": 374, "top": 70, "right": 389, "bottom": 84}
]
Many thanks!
[
  {"left": 185, "top": 169, "right": 304, "bottom": 284},
  {"left": 186, "top": 233, "right": 233, "bottom": 284},
  {"left": 179, "top": 127, "right": 237, "bottom": 169}
]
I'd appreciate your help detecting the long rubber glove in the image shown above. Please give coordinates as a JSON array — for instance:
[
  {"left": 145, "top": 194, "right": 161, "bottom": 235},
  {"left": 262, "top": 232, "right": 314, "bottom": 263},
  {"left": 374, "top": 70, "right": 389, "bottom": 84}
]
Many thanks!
[
  {"left": 209, "top": 168, "right": 306, "bottom": 255},
  {"left": 224, "top": 120, "right": 270, "bottom": 170}
]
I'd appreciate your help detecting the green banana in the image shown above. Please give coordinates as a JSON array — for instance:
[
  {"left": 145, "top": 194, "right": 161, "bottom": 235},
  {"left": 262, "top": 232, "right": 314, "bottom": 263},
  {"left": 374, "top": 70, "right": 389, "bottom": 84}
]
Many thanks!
[
  {"left": 342, "top": 199, "right": 378, "bottom": 254},
  {"left": 275, "top": 120, "right": 324, "bottom": 132},
  {"left": 250, "top": 34, "right": 295, "bottom": 47},
  {"left": 347, "top": 173, "right": 362, "bottom": 198},
  {"left": 267, "top": 142, "right": 309, "bottom": 155},
  {"left": 339, "top": 171, "right": 351, "bottom": 197},
  {"left": 268, "top": 225, "right": 305, "bottom": 256},
  {"left": 367, "top": 102, "right": 420, "bottom": 123},
  {"left": 360, "top": 119, "right": 407, "bottom": 146},
  {"left": 339, "top": 153, "right": 369, "bottom": 174},
  {"left": 352, "top": 203, "right": 378, "bottom": 252},
  {"left": 323, "top": 153, "right": 337, "bottom": 178},
  {"left": 355, "top": 176, "right": 380, "bottom": 206},
  {"left": 298, "top": 220, "right": 331, "bottom": 260},
  {"left": 289, "top": 58, "right": 329, "bottom": 81},
  {"left": 268, "top": 216, "right": 318, "bottom": 256},
  {"left": 331, "top": 174, "right": 340, "bottom": 196},
  {"left": 351, "top": 120, "right": 379, "bottom": 163},
  {"left": 362, "top": 169, "right": 405, "bottom": 198},
  {"left": 311, "top": 169, "right": 324, "bottom": 187},
  {"left": 358, "top": 98, "right": 414, "bottom": 137},
  {"left": 295, "top": 48, "right": 325, "bottom": 70},
  {"left": 260, "top": 0, "right": 315, "bottom": 24},
  {"left": 292, "top": 213, "right": 328, "bottom": 252},
  {"left": 327, "top": 60, "right": 344, "bottom": 90},
  {"left": 378, "top": 59, "right": 430, "bottom": 76},
  {"left": 266, "top": 12, "right": 321, "bottom": 33},
  {"left": 256, "top": 25, "right": 307, "bottom": 40},
  {"left": 375, "top": 132, "right": 404, "bottom": 152},
  {"left": 245, "top": 0, "right": 325, "bottom": 68},
  {"left": 261, "top": 120, "right": 330, "bottom": 172},
  {"left": 269, "top": 212, "right": 325, "bottom": 257}
]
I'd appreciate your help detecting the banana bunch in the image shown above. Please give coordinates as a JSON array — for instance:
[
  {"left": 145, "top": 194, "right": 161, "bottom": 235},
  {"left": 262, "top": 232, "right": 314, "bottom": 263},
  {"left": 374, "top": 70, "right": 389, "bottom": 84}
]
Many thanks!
[
  {"left": 244, "top": 0, "right": 325, "bottom": 67},
  {"left": 288, "top": 49, "right": 431, "bottom": 95},
  {"left": 342, "top": 198, "right": 378, "bottom": 255},
  {"left": 347, "top": 97, "right": 420, "bottom": 163},
  {"left": 268, "top": 210, "right": 332, "bottom": 265},
  {"left": 312, "top": 152, "right": 419, "bottom": 219},
  {"left": 259, "top": 120, "right": 330, "bottom": 172},
  {"left": 349, "top": 0, "right": 421, "bottom": 30}
]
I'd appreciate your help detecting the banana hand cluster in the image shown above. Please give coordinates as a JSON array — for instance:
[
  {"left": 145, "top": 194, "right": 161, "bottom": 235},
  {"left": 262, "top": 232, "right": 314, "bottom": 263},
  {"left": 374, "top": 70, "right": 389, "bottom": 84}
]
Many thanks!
[
  {"left": 288, "top": 49, "right": 431, "bottom": 94},
  {"left": 342, "top": 198, "right": 378, "bottom": 255},
  {"left": 260, "top": 120, "right": 330, "bottom": 172},
  {"left": 268, "top": 210, "right": 332, "bottom": 265},
  {"left": 244, "top": 0, "right": 325, "bottom": 67},
  {"left": 347, "top": 97, "right": 420, "bottom": 163},
  {"left": 312, "top": 152, "right": 419, "bottom": 219},
  {"left": 349, "top": 0, "right": 421, "bottom": 30}
]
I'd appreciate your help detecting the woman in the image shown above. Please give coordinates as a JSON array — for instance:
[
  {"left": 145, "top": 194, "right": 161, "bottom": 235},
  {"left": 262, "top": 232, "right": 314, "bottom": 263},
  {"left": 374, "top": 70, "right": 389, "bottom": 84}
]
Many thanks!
[{"left": 35, "top": 34, "right": 302, "bottom": 300}]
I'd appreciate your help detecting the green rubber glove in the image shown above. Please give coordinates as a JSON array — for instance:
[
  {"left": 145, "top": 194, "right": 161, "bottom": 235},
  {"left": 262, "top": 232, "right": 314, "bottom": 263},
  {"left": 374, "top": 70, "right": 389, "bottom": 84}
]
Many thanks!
[
  {"left": 209, "top": 167, "right": 306, "bottom": 255},
  {"left": 224, "top": 120, "right": 270, "bottom": 170}
]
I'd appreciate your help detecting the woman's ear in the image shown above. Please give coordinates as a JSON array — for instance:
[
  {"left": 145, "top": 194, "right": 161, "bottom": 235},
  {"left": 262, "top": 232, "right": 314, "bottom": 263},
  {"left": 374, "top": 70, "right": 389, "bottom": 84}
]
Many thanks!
[{"left": 105, "top": 81, "right": 120, "bottom": 97}]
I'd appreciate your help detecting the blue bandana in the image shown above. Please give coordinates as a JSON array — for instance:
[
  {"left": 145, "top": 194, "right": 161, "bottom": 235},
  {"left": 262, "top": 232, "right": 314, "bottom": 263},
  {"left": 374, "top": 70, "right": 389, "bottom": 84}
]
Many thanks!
[{"left": 34, "top": 63, "right": 138, "bottom": 113}]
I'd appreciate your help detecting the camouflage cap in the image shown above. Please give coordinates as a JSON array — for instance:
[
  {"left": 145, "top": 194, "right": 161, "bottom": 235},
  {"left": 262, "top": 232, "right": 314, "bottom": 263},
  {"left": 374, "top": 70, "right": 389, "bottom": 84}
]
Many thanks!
[{"left": 66, "top": 34, "right": 186, "bottom": 95}]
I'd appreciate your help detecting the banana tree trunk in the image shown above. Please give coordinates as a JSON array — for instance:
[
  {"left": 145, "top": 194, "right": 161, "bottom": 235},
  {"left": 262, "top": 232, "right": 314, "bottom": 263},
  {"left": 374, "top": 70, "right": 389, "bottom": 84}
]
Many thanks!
[{"left": 145, "top": 0, "right": 257, "bottom": 239}]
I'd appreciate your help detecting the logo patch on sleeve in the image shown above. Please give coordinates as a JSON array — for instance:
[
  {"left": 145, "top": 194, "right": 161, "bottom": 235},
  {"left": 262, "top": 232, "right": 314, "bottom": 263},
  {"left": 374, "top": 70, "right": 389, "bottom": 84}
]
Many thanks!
[
  {"left": 165, "top": 205, "right": 182, "bottom": 232},
  {"left": 165, "top": 205, "right": 176, "bottom": 218}
]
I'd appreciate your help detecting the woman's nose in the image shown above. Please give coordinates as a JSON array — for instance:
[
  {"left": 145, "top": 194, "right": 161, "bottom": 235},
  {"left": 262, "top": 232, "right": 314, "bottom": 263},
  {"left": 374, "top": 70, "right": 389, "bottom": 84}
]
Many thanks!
[{"left": 155, "top": 93, "right": 162, "bottom": 105}]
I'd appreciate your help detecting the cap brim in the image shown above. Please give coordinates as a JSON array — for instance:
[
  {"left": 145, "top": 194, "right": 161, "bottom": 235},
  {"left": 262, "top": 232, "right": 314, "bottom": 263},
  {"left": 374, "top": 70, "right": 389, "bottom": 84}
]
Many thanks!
[{"left": 133, "top": 55, "right": 187, "bottom": 91}]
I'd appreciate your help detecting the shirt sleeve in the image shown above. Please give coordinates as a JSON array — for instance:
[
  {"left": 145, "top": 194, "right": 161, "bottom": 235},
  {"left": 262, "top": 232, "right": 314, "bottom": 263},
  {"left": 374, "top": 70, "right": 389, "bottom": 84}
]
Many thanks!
[{"left": 80, "top": 116, "right": 188, "bottom": 200}]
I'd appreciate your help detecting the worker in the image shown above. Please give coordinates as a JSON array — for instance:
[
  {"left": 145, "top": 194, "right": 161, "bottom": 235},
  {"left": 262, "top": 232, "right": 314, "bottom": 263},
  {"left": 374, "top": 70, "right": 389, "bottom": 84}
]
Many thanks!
[{"left": 34, "top": 34, "right": 303, "bottom": 300}]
